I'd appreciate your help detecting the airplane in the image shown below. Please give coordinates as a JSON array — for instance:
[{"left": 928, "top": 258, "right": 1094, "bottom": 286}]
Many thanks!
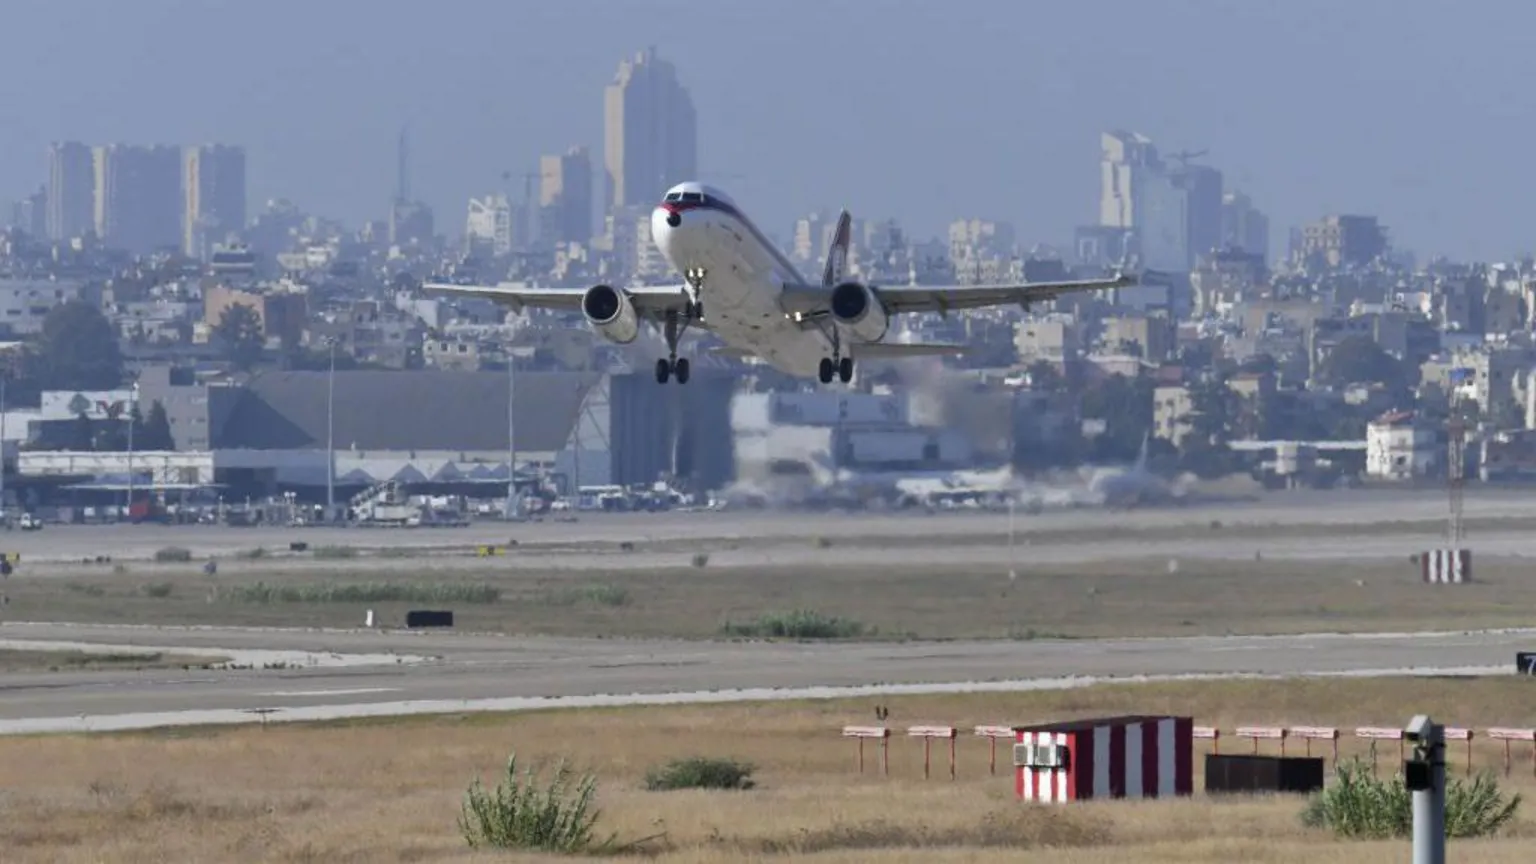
[{"left": 424, "top": 181, "right": 1142, "bottom": 386}]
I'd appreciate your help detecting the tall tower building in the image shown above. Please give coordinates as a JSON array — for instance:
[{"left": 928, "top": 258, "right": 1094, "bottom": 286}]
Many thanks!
[
  {"left": 93, "top": 144, "right": 182, "bottom": 254},
  {"left": 465, "top": 194, "right": 513, "bottom": 256},
  {"left": 603, "top": 47, "right": 697, "bottom": 213},
  {"left": 184, "top": 144, "right": 247, "bottom": 259},
  {"left": 47, "top": 141, "right": 95, "bottom": 241},
  {"left": 1221, "top": 190, "right": 1270, "bottom": 263},
  {"left": 539, "top": 145, "right": 593, "bottom": 245}
]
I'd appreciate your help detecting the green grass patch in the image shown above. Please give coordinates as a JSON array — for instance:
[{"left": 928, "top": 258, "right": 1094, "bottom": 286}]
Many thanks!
[
  {"left": 644, "top": 757, "right": 755, "bottom": 791},
  {"left": 719, "top": 610, "right": 869, "bottom": 640},
  {"left": 311, "top": 545, "right": 358, "bottom": 560},
  {"left": 226, "top": 581, "right": 501, "bottom": 604}
]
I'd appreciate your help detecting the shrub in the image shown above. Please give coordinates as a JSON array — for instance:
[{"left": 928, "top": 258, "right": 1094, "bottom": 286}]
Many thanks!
[
  {"left": 235, "top": 547, "right": 267, "bottom": 560},
  {"left": 1302, "top": 758, "right": 1522, "bottom": 839},
  {"left": 140, "top": 582, "right": 174, "bottom": 598},
  {"left": 691, "top": 552, "right": 710, "bottom": 568},
  {"left": 458, "top": 753, "right": 612, "bottom": 853},
  {"left": 154, "top": 547, "right": 193, "bottom": 563},
  {"left": 582, "top": 584, "right": 631, "bottom": 607},
  {"left": 719, "top": 610, "right": 867, "bottom": 640},
  {"left": 644, "top": 757, "right": 755, "bottom": 791},
  {"left": 311, "top": 545, "right": 358, "bottom": 560}
]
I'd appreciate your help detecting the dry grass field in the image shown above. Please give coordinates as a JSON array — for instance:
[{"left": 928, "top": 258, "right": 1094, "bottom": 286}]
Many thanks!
[
  {"left": 3, "top": 676, "right": 1535, "bottom": 863},
  {"left": 6, "top": 554, "right": 1536, "bottom": 640}
]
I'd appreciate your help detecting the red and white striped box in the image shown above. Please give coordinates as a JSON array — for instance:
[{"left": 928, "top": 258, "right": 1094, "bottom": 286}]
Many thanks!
[{"left": 1013, "top": 715, "right": 1194, "bottom": 803}]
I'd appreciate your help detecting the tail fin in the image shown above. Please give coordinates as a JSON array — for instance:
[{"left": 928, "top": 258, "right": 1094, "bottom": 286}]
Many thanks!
[{"left": 821, "top": 209, "right": 853, "bottom": 287}]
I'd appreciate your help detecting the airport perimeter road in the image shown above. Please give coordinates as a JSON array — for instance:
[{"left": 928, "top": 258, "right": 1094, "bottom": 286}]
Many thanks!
[
  {"left": 0, "top": 622, "right": 1527, "bottom": 731},
  {"left": 6, "top": 486, "right": 1536, "bottom": 564}
]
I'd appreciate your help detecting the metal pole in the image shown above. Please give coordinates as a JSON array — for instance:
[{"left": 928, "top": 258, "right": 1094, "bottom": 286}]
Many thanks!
[
  {"left": 1410, "top": 716, "right": 1446, "bottom": 864},
  {"left": 326, "top": 340, "right": 335, "bottom": 519},
  {"left": 127, "top": 382, "right": 137, "bottom": 520},
  {"left": 506, "top": 353, "right": 517, "bottom": 519},
  {"left": 1, "top": 373, "right": 7, "bottom": 521},
  {"left": 1008, "top": 496, "right": 1017, "bottom": 581}
]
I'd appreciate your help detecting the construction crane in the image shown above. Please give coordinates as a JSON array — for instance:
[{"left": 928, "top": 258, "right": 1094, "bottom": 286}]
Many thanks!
[{"left": 1166, "top": 148, "right": 1208, "bottom": 169}]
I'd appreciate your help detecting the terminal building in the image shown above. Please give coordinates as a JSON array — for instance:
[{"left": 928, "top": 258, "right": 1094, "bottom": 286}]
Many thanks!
[
  {"left": 5, "top": 365, "right": 741, "bottom": 507},
  {"left": 1, "top": 365, "right": 1018, "bottom": 511}
]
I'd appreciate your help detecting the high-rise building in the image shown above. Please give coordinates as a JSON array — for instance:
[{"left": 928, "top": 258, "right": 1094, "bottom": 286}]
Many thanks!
[
  {"left": 465, "top": 194, "right": 513, "bottom": 256},
  {"left": 47, "top": 141, "right": 95, "bottom": 241},
  {"left": 183, "top": 144, "right": 247, "bottom": 259},
  {"left": 603, "top": 47, "right": 697, "bottom": 213},
  {"left": 539, "top": 146, "right": 593, "bottom": 245},
  {"left": 10, "top": 187, "right": 46, "bottom": 237},
  {"left": 1221, "top": 190, "right": 1270, "bottom": 263},
  {"left": 1098, "top": 131, "right": 1224, "bottom": 274},
  {"left": 1169, "top": 163, "right": 1223, "bottom": 267},
  {"left": 93, "top": 144, "right": 182, "bottom": 254}
]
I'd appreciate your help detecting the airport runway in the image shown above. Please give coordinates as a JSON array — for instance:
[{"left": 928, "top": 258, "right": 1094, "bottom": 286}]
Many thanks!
[{"left": 0, "top": 621, "right": 1527, "bottom": 734}]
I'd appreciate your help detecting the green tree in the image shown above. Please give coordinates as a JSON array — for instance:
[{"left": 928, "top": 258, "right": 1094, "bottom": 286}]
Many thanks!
[
  {"left": 138, "top": 400, "right": 175, "bottom": 450},
  {"left": 1079, "top": 373, "right": 1153, "bottom": 462},
  {"left": 215, "top": 303, "right": 265, "bottom": 370},
  {"left": 38, "top": 301, "right": 124, "bottom": 390},
  {"left": 1319, "top": 336, "right": 1406, "bottom": 390},
  {"left": 1026, "top": 360, "right": 1064, "bottom": 392}
]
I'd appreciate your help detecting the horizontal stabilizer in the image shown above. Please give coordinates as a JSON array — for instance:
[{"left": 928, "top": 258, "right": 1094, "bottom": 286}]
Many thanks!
[{"left": 852, "top": 342, "right": 970, "bottom": 358}]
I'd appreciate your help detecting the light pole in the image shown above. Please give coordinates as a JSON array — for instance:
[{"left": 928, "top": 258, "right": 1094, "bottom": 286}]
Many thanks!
[
  {"left": 126, "top": 381, "right": 138, "bottom": 521},
  {"left": 505, "top": 352, "right": 517, "bottom": 519},
  {"left": 326, "top": 338, "right": 336, "bottom": 520},
  {"left": 0, "top": 371, "right": 7, "bottom": 521}
]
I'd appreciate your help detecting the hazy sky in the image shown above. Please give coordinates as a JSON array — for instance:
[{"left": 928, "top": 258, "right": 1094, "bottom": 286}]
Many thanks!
[{"left": 3, "top": 0, "right": 1534, "bottom": 261}]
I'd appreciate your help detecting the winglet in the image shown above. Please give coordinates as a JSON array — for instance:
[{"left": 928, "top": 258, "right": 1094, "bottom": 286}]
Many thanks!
[{"left": 821, "top": 209, "right": 853, "bottom": 287}]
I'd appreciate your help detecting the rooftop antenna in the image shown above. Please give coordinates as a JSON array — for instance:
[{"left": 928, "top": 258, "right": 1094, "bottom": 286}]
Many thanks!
[{"left": 396, "top": 124, "right": 411, "bottom": 203}]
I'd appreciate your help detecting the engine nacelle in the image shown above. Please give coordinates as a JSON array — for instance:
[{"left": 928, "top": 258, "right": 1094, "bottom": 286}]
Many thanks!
[
  {"left": 581, "top": 284, "right": 639, "bottom": 344},
  {"left": 829, "top": 281, "right": 889, "bottom": 343}
]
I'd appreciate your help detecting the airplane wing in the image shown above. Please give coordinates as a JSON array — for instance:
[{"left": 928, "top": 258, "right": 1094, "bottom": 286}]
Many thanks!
[
  {"left": 422, "top": 282, "right": 694, "bottom": 316},
  {"left": 779, "top": 271, "right": 1148, "bottom": 318}
]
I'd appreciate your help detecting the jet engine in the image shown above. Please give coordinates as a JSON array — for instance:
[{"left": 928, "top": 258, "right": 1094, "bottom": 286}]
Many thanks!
[
  {"left": 829, "top": 281, "right": 889, "bottom": 343},
  {"left": 581, "top": 284, "right": 639, "bottom": 344}
]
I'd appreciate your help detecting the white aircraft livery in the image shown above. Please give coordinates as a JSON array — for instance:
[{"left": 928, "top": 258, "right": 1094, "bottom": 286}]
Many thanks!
[{"left": 424, "top": 181, "right": 1141, "bottom": 385}]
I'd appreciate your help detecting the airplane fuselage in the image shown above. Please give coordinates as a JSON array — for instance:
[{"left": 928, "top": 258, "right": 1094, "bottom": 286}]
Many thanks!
[{"left": 651, "top": 187, "right": 834, "bottom": 378}]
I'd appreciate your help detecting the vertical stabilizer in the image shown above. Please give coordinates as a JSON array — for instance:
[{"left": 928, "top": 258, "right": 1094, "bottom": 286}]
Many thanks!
[{"left": 821, "top": 209, "right": 853, "bottom": 287}]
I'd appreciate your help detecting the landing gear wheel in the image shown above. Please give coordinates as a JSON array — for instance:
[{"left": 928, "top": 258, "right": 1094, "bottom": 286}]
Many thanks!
[
  {"left": 674, "top": 357, "right": 691, "bottom": 384},
  {"left": 818, "top": 357, "right": 835, "bottom": 384},
  {"left": 655, "top": 357, "right": 671, "bottom": 384},
  {"left": 838, "top": 356, "right": 854, "bottom": 383}
]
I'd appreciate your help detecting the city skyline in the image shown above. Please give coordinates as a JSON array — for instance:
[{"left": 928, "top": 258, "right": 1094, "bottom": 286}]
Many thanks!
[{"left": 4, "top": 1, "right": 1535, "bottom": 261}]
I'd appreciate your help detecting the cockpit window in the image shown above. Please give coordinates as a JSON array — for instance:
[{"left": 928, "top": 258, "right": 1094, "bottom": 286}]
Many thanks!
[
  {"left": 664, "top": 192, "right": 681, "bottom": 202},
  {"left": 681, "top": 192, "right": 703, "bottom": 203}
]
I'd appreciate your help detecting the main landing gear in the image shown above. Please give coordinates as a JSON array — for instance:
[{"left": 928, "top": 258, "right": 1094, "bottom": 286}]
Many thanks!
[
  {"left": 818, "top": 355, "right": 854, "bottom": 384},
  {"left": 656, "top": 310, "right": 693, "bottom": 384},
  {"left": 657, "top": 272, "right": 705, "bottom": 385}
]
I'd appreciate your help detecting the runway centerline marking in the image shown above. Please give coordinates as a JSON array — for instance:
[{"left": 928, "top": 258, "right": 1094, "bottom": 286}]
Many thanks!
[{"left": 257, "top": 688, "right": 401, "bottom": 697}]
